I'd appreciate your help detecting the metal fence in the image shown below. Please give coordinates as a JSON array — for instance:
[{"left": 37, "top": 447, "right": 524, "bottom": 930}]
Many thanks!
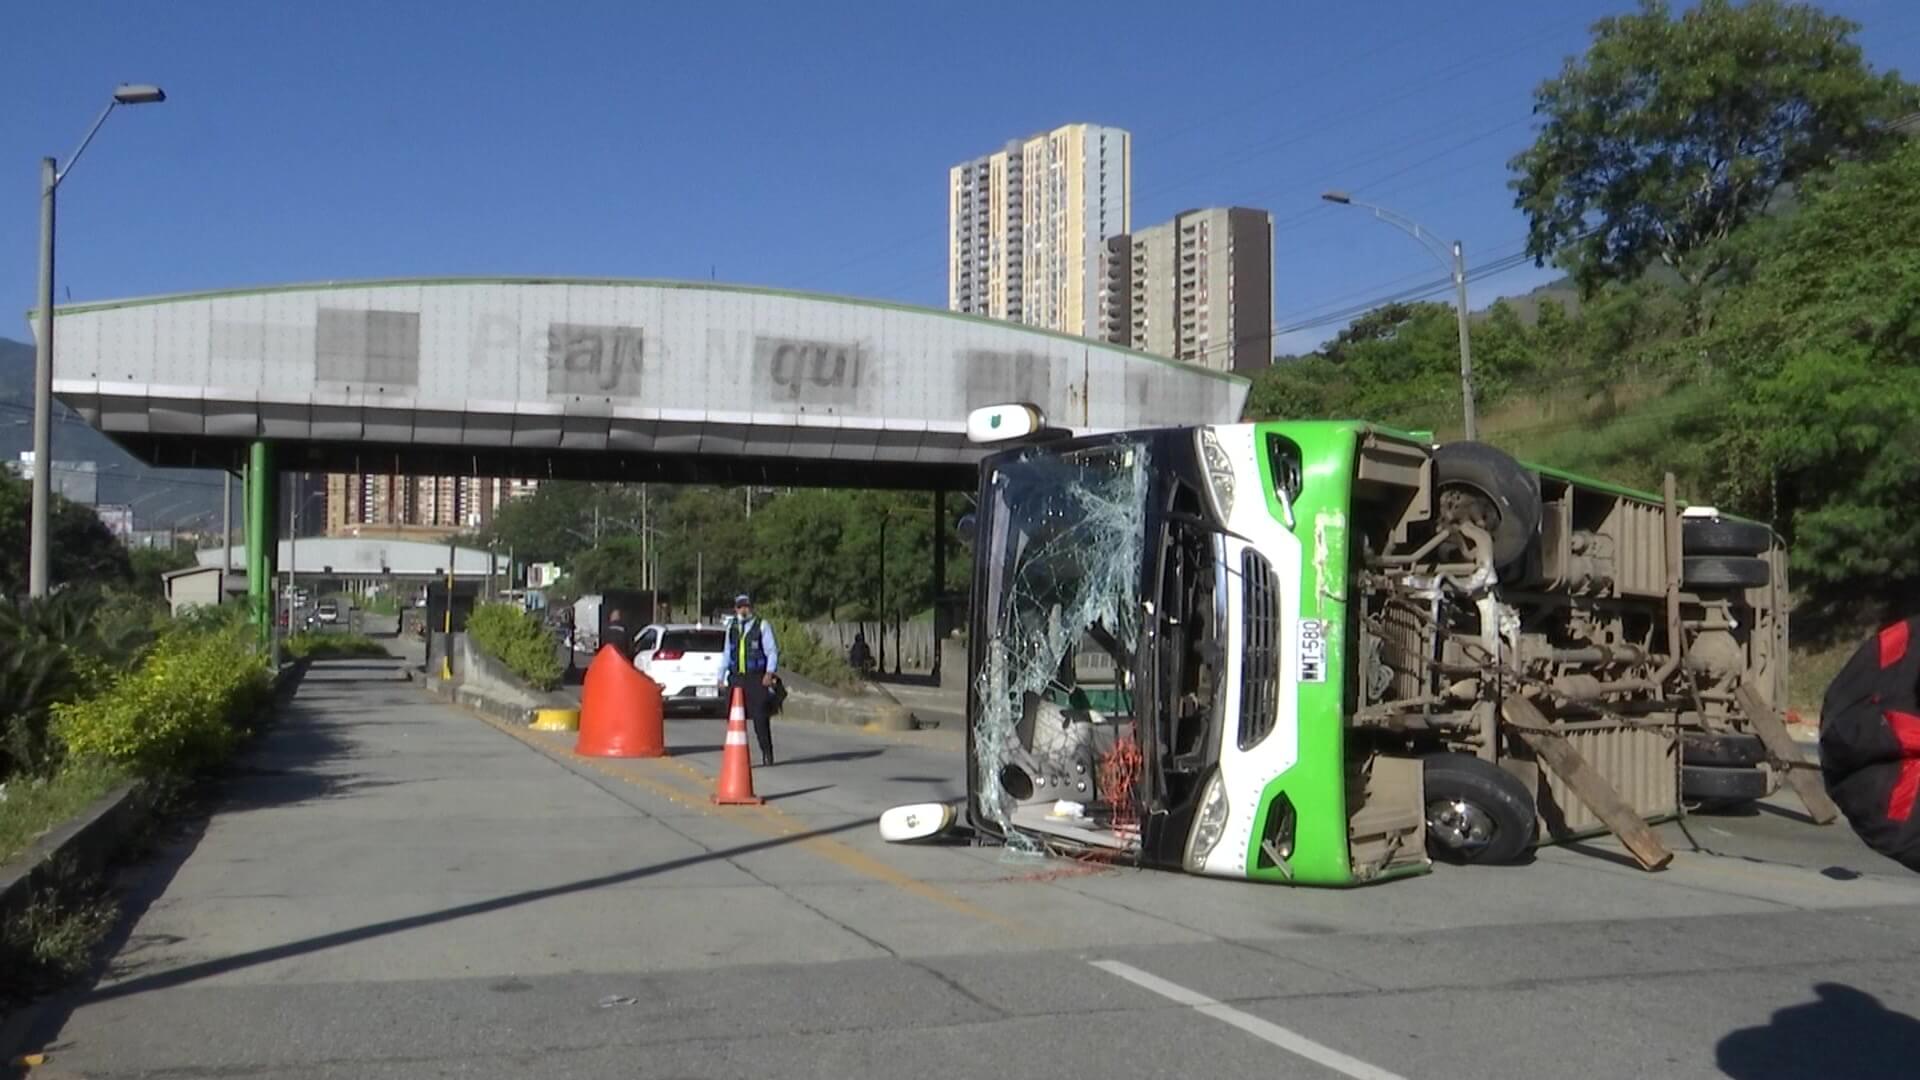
[{"left": 804, "top": 616, "right": 942, "bottom": 671}]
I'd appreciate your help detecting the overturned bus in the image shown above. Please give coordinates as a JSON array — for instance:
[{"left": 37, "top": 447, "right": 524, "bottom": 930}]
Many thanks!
[{"left": 962, "top": 409, "right": 1805, "bottom": 886}]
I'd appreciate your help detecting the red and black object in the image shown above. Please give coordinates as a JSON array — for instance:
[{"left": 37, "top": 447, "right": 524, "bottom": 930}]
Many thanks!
[{"left": 1821, "top": 617, "right": 1920, "bottom": 872}]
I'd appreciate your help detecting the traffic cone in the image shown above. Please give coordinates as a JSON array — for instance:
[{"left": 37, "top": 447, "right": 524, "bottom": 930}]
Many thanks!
[
  {"left": 712, "top": 686, "right": 764, "bottom": 805},
  {"left": 576, "top": 646, "right": 666, "bottom": 757}
]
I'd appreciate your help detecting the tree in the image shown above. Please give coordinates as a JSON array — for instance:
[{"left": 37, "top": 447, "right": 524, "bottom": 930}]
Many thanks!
[
  {"left": 745, "top": 490, "right": 860, "bottom": 620},
  {"left": 477, "top": 481, "right": 654, "bottom": 565},
  {"left": 129, "top": 545, "right": 198, "bottom": 599},
  {"left": 1510, "top": 0, "right": 1917, "bottom": 293},
  {"left": 1699, "top": 140, "right": 1920, "bottom": 617},
  {"left": 0, "top": 472, "right": 132, "bottom": 597},
  {"left": 568, "top": 536, "right": 650, "bottom": 595},
  {"left": 654, "top": 488, "right": 757, "bottom": 618}
]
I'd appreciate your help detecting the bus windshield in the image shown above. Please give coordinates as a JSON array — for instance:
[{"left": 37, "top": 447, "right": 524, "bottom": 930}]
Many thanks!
[{"left": 972, "top": 438, "right": 1154, "bottom": 839}]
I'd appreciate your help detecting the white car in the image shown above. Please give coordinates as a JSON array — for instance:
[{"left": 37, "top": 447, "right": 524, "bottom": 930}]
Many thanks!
[{"left": 632, "top": 624, "right": 729, "bottom": 713}]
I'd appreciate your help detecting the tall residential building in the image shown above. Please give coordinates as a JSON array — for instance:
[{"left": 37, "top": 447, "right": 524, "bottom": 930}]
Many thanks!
[
  {"left": 323, "top": 473, "right": 539, "bottom": 538},
  {"left": 1099, "top": 206, "right": 1273, "bottom": 373},
  {"left": 949, "top": 123, "right": 1131, "bottom": 337}
]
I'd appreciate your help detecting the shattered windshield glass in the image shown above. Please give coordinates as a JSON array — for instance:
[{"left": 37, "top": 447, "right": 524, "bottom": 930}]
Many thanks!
[{"left": 973, "top": 440, "right": 1153, "bottom": 848}]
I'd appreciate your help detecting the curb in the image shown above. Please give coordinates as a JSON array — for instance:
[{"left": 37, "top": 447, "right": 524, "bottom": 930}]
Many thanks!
[
  {"left": 0, "top": 781, "right": 147, "bottom": 925},
  {"left": 4, "top": 658, "right": 302, "bottom": 929},
  {"left": 434, "top": 671, "right": 940, "bottom": 740}
]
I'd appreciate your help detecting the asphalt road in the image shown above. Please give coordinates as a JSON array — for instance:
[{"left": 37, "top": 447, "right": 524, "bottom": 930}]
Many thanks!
[{"left": 9, "top": 657, "right": 1920, "bottom": 1078}]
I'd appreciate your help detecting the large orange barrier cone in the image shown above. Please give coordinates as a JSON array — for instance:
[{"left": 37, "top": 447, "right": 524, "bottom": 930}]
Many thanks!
[
  {"left": 712, "top": 686, "right": 764, "bottom": 805},
  {"left": 576, "top": 646, "right": 666, "bottom": 758}
]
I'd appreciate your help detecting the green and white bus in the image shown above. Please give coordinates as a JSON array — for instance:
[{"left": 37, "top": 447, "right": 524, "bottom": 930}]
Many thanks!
[{"left": 963, "top": 409, "right": 1789, "bottom": 886}]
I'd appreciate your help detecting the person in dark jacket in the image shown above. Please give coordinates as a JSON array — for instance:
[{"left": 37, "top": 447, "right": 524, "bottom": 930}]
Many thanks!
[
  {"left": 721, "top": 594, "right": 780, "bottom": 766},
  {"left": 602, "top": 608, "right": 634, "bottom": 661}
]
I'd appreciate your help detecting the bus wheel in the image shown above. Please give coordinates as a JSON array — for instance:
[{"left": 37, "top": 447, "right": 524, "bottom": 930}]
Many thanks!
[
  {"left": 1423, "top": 753, "right": 1537, "bottom": 864},
  {"left": 1433, "top": 442, "right": 1541, "bottom": 570}
]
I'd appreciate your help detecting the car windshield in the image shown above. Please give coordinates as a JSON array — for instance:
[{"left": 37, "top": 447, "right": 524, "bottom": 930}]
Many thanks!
[
  {"left": 663, "top": 630, "right": 725, "bottom": 654},
  {"left": 972, "top": 438, "right": 1153, "bottom": 838}
]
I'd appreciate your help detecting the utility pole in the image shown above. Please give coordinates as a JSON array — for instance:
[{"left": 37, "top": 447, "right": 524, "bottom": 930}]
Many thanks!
[
  {"left": 29, "top": 84, "right": 166, "bottom": 599},
  {"left": 222, "top": 470, "right": 233, "bottom": 580},
  {"left": 1450, "top": 240, "right": 1478, "bottom": 440},
  {"left": 440, "top": 536, "right": 455, "bottom": 681},
  {"left": 1321, "top": 191, "right": 1478, "bottom": 440}
]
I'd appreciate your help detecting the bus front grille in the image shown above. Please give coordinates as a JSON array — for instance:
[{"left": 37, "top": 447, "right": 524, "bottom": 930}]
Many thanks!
[{"left": 1239, "top": 550, "right": 1280, "bottom": 749}]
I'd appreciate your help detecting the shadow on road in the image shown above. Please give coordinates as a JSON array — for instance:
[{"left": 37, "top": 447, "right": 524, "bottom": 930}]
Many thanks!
[
  {"left": 9, "top": 815, "right": 873, "bottom": 1070},
  {"left": 780, "top": 749, "right": 886, "bottom": 766},
  {"left": 763, "top": 785, "right": 834, "bottom": 802},
  {"left": 1716, "top": 982, "right": 1920, "bottom": 1078}
]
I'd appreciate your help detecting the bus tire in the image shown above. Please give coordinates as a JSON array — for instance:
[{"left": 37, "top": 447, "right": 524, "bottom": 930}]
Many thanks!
[
  {"left": 1682, "top": 556, "right": 1770, "bottom": 590},
  {"left": 1682, "top": 518, "right": 1772, "bottom": 556},
  {"left": 1682, "top": 764, "right": 1771, "bottom": 802},
  {"left": 1432, "top": 442, "right": 1541, "bottom": 570},
  {"left": 1681, "top": 731, "right": 1768, "bottom": 768},
  {"left": 1423, "top": 753, "right": 1537, "bottom": 864}
]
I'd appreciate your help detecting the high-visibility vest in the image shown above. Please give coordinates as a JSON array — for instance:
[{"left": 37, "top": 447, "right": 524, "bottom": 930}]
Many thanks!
[{"left": 728, "top": 616, "right": 769, "bottom": 673}]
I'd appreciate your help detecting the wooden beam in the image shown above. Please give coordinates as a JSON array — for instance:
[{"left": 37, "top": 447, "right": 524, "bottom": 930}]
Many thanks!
[
  {"left": 1505, "top": 698, "right": 1674, "bottom": 871},
  {"left": 1735, "top": 685, "right": 1839, "bottom": 825}
]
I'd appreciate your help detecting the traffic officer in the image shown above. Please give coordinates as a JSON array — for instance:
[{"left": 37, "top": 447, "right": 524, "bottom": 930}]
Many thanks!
[{"left": 721, "top": 593, "right": 780, "bottom": 766}]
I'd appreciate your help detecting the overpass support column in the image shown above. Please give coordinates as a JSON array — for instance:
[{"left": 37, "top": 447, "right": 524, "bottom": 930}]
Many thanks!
[
  {"left": 931, "top": 490, "right": 947, "bottom": 680},
  {"left": 246, "top": 441, "right": 276, "bottom": 650}
]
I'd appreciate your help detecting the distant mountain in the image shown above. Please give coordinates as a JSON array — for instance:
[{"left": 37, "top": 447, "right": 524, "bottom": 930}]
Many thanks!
[
  {"left": 0, "top": 336, "right": 225, "bottom": 529},
  {"left": 1489, "top": 274, "right": 1582, "bottom": 325}
]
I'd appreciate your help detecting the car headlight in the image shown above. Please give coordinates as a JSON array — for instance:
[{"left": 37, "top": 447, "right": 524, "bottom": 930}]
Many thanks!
[
  {"left": 1196, "top": 427, "right": 1235, "bottom": 522},
  {"left": 1183, "top": 770, "right": 1232, "bottom": 872}
]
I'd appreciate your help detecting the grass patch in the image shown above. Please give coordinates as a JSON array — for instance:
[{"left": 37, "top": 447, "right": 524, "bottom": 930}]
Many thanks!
[
  {"left": 0, "top": 866, "right": 119, "bottom": 1005},
  {"left": 285, "top": 632, "right": 390, "bottom": 661},
  {"left": 0, "top": 759, "right": 129, "bottom": 866}
]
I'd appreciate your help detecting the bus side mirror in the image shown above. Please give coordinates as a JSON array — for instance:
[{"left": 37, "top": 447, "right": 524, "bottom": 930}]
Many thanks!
[{"left": 966, "top": 403, "right": 1073, "bottom": 445}]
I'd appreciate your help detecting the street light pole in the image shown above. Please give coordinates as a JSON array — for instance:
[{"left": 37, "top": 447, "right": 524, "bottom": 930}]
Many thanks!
[
  {"left": 1321, "top": 191, "right": 1477, "bottom": 440},
  {"left": 29, "top": 84, "right": 167, "bottom": 599}
]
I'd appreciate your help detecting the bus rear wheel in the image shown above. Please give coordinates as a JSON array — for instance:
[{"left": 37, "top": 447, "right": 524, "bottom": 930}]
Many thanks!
[
  {"left": 1432, "top": 442, "right": 1542, "bottom": 570},
  {"left": 1423, "top": 753, "right": 1537, "bottom": 864}
]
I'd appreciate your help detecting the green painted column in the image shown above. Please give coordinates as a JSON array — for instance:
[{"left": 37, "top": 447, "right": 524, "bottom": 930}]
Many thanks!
[{"left": 246, "top": 441, "right": 275, "bottom": 649}]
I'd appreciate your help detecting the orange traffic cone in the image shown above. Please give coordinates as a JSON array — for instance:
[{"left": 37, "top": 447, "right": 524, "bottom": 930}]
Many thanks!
[
  {"left": 712, "top": 686, "right": 764, "bottom": 805},
  {"left": 576, "top": 646, "right": 666, "bottom": 758}
]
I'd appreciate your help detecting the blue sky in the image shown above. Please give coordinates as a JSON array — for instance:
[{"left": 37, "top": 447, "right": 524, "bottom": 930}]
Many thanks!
[{"left": 4, "top": 1, "right": 1918, "bottom": 357}]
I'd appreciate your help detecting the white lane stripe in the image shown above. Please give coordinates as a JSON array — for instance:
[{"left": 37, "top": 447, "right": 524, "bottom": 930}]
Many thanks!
[{"left": 1090, "top": 960, "right": 1408, "bottom": 1080}]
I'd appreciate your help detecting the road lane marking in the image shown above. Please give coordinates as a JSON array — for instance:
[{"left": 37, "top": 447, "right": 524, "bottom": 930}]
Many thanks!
[
  {"left": 1090, "top": 960, "right": 1408, "bottom": 1080},
  {"left": 456, "top": 701, "right": 1033, "bottom": 935}
]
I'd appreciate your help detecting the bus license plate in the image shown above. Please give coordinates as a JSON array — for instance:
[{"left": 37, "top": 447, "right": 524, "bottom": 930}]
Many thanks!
[{"left": 1298, "top": 620, "right": 1327, "bottom": 682}]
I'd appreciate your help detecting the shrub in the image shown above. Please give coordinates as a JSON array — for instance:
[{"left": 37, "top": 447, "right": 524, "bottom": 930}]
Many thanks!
[
  {"left": 764, "top": 614, "right": 858, "bottom": 690},
  {"left": 285, "top": 632, "right": 389, "bottom": 660},
  {"left": 51, "top": 619, "right": 269, "bottom": 775},
  {"left": 1, "top": 589, "right": 161, "bottom": 780},
  {"left": 466, "top": 603, "right": 562, "bottom": 691}
]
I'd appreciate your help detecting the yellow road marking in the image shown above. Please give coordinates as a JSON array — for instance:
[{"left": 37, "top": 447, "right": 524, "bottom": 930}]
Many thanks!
[{"left": 457, "top": 704, "right": 1032, "bottom": 934}]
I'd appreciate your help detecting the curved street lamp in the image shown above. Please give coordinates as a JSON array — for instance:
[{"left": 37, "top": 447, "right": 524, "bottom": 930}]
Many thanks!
[
  {"left": 1321, "top": 191, "right": 1477, "bottom": 440},
  {"left": 30, "top": 84, "right": 168, "bottom": 598}
]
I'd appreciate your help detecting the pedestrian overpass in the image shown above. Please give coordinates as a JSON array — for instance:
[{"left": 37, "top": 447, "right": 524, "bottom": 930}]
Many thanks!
[
  {"left": 41, "top": 277, "right": 1245, "bottom": 486},
  {"left": 36, "top": 276, "right": 1249, "bottom": 632}
]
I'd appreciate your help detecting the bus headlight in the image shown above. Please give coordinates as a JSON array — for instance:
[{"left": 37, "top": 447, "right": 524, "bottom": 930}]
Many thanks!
[
  {"left": 1196, "top": 427, "right": 1236, "bottom": 521},
  {"left": 1183, "top": 770, "right": 1231, "bottom": 872}
]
